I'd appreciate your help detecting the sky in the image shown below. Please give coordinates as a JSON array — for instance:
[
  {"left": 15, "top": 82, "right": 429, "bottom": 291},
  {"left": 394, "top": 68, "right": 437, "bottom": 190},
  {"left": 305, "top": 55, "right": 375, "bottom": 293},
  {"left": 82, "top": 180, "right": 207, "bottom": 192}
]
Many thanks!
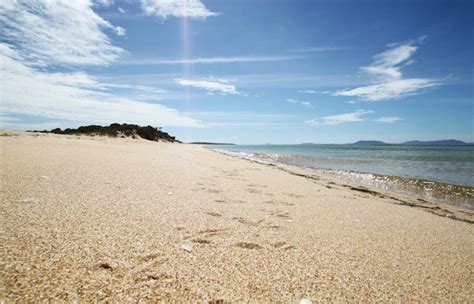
[{"left": 0, "top": 0, "right": 473, "bottom": 144}]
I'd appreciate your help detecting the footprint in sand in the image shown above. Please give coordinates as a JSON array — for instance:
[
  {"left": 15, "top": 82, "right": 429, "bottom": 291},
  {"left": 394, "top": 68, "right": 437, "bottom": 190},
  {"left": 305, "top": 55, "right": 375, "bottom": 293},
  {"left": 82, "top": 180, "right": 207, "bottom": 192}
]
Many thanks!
[
  {"left": 234, "top": 242, "right": 262, "bottom": 249},
  {"left": 191, "top": 238, "right": 212, "bottom": 244},
  {"left": 246, "top": 188, "right": 262, "bottom": 194},
  {"left": 272, "top": 241, "right": 287, "bottom": 248},
  {"left": 263, "top": 200, "right": 295, "bottom": 206},
  {"left": 232, "top": 217, "right": 264, "bottom": 227},
  {"left": 266, "top": 210, "right": 292, "bottom": 221},
  {"left": 247, "top": 183, "right": 268, "bottom": 188},
  {"left": 207, "top": 189, "right": 223, "bottom": 194},
  {"left": 197, "top": 228, "right": 229, "bottom": 238}
]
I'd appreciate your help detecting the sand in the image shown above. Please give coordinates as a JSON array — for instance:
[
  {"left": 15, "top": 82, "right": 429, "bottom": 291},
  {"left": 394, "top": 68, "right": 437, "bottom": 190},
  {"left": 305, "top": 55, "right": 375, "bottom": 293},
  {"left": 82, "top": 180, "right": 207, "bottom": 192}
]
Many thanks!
[{"left": 1, "top": 131, "right": 473, "bottom": 302}]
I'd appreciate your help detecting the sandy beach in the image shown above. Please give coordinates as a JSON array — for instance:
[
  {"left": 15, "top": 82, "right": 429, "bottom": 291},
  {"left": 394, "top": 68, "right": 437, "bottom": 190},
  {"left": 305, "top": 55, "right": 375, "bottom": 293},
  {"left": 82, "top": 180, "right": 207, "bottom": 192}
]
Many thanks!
[{"left": 1, "top": 131, "right": 473, "bottom": 302}]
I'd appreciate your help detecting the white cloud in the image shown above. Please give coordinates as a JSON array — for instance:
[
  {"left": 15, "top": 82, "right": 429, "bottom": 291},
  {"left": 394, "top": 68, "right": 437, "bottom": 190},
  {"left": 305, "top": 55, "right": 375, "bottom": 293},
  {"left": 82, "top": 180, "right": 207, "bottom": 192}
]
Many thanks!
[
  {"left": 361, "top": 43, "right": 417, "bottom": 82},
  {"left": 297, "top": 89, "right": 318, "bottom": 94},
  {"left": 333, "top": 40, "right": 440, "bottom": 101},
  {"left": 122, "top": 55, "right": 303, "bottom": 65},
  {"left": 0, "top": 0, "right": 124, "bottom": 66},
  {"left": 183, "top": 112, "right": 297, "bottom": 127},
  {"left": 141, "top": 0, "right": 218, "bottom": 19},
  {"left": 375, "top": 116, "right": 402, "bottom": 123},
  {"left": 94, "top": 0, "right": 114, "bottom": 7},
  {"left": 176, "top": 78, "right": 239, "bottom": 95},
  {"left": 305, "top": 110, "right": 373, "bottom": 126},
  {"left": 334, "top": 78, "right": 439, "bottom": 102},
  {"left": 0, "top": 44, "right": 202, "bottom": 128},
  {"left": 286, "top": 98, "right": 311, "bottom": 107},
  {"left": 118, "top": 7, "right": 126, "bottom": 13}
]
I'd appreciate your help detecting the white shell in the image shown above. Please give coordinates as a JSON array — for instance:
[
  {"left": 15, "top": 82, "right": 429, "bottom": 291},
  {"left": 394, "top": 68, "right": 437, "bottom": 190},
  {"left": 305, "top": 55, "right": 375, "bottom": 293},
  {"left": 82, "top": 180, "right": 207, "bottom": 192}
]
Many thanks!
[{"left": 181, "top": 244, "right": 193, "bottom": 253}]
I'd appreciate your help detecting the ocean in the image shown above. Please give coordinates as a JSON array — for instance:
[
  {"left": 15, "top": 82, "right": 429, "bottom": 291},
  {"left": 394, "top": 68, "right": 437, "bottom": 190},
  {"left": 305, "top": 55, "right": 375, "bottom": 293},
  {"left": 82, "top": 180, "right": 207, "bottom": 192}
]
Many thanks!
[{"left": 209, "top": 144, "right": 474, "bottom": 208}]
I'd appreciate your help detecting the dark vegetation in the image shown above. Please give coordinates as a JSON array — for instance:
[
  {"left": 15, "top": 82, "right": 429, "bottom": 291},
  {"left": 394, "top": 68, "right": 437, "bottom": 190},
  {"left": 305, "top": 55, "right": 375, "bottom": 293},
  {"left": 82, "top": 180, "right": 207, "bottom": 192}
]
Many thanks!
[{"left": 32, "top": 123, "right": 179, "bottom": 142}]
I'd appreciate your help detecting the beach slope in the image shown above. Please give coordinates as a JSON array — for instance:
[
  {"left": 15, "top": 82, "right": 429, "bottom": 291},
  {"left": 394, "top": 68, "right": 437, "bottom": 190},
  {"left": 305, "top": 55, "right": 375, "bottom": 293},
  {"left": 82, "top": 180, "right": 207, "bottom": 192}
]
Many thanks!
[{"left": 1, "top": 132, "right": 473, "bottom": 301}]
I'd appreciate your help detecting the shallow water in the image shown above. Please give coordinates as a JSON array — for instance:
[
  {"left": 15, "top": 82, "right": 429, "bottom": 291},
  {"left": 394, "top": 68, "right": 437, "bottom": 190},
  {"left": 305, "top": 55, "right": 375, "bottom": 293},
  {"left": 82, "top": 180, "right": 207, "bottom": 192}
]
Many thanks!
[{"left": 210, "top": 144, "right": 474, "bottom": 208}]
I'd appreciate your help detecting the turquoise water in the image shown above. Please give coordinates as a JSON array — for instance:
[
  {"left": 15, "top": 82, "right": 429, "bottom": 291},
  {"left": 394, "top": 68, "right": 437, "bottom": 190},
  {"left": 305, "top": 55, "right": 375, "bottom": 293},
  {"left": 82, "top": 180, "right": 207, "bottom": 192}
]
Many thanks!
[{"left": 210, "top": 144, "right": 474, "bottom": 207}]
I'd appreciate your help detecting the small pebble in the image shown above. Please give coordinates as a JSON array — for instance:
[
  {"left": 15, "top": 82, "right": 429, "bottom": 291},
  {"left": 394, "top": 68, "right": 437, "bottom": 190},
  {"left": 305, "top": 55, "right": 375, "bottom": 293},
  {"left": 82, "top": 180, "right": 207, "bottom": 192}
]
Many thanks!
[
  {"left": 299, "top": 299, "right": 312, "bottom": 304},
  {"left": 40, "top": 176, "right": 49, "bottom": 179},
  {"left": 168, "top": 192, "right": 173, "bottom": 195},
  {"left": 181, "top": 244, "right": 193, "bottom": 253},
  {"left": 22, "top": 197, "right": 35, "bottom": 203}
]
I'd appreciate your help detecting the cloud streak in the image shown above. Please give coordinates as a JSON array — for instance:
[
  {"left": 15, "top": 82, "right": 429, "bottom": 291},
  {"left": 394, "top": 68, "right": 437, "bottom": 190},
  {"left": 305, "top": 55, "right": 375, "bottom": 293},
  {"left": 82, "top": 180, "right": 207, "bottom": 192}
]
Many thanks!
[
  {"left": 122, "top": 55, "right": 304, "bottom": 65},
  {"left": 375, "top": 116, "right": 402, "bottom": 123},
  {"left": 333, "top": 39, "right": 440, "bottom": 101},
  {"left": 176, "top": 78, "right": 239, "bottom": 95},
  {"left": 305, "top": 110, "right": 373, "bottom": 126},
  {"left": 297, "top": 89, "right": 318, "bottom": 94},
  {"left": 334, "top": 78, "right": 440, "bottom": 102},
  {"left": 286, "top": 98, "right": 312, "bottom": 107},
  {"left": 141, "top": 0, "right": 218, "bottom": 19}
]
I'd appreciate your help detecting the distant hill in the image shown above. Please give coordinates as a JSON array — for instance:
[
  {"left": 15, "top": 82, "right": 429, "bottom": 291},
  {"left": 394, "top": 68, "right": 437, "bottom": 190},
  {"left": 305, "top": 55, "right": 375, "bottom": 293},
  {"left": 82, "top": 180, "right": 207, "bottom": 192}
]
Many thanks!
[
  {"left": 402, "top": 140, "right": 467, "bottom": 146},
  {"left": 32, "top": 123, "right": 178, "bottom": 142},
  {"left": 352, "top": 140, "right": 387, "bottom": 145},
  {"left": 351, "top": 139, "right": 471, "bottom": 146},
  {"left": 189, "top": 142, "right": 235, "bottom": 145}
]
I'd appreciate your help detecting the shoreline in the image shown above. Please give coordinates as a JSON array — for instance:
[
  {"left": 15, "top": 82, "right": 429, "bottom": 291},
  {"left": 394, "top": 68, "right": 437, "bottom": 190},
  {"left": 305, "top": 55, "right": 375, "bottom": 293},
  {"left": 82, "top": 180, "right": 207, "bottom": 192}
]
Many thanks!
[
  {"left": 209, "top": 147, "right": 474, "bottom": 210},
  {"left": 209, "top": 147, "right": 474, "bottom": 224},
  {"left": 1, "top": 131, "right": 473, "bottom": 301}
]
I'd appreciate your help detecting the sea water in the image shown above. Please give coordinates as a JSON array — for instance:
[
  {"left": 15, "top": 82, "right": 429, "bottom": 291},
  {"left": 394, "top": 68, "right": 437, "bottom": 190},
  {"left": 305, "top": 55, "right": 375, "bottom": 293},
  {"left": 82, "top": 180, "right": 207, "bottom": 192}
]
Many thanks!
[{"left": 209, "top": 144, "right": 474, "bottom": 208}]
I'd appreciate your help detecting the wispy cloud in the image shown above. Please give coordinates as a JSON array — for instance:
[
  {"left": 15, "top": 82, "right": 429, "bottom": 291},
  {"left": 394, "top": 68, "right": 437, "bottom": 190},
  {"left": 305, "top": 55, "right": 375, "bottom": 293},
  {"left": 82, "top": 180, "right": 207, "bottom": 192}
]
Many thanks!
[
  {"left": 184, "top": 112, "right": 298, "bottom": 127},
  {"left": 176, "top": 78, "right": 239, "bottom": 95},
  {"left": 141, "top": 0, "right": 219, "bottom": 19},
  {"left": 121, "top": 45, "right": 345, "bottom": 65},
  {"left": 361, "top": 43, "right": 417, "bottom": 81},
  {"left": 121, "top": 55, "right": 303, "bottom": 65},
  {"left": 297, "top": 89, "right": 318, "bottom": 94},
  {"left": 333, "top": 38, "right": 440, "bottom": 101},
  {"left": 297, "top": 89, "right": 331, "bottom": 94},
  {"left": 286, "top": 98, "right": 312, "bottom": 107},
  {"left": 0, "top": 0, "right": 125, "bottom": 66},
  {"left": 0, "top": 45, "right": 202, "bottom": 128},
  {"left": 334, "top": 78, "right": 440, "bottom": 102},
  {"left": 305, "top": 110, "right": 373, "bottom": 126},
  {"left": 375, "top": 116, "right": 402, "bottom": 123}
]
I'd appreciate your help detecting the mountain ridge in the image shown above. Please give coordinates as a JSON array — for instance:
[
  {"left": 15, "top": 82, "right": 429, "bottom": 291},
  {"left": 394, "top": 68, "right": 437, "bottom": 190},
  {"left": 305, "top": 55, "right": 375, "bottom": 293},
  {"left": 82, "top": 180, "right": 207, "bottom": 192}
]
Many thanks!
[{"left": 352, "top": 139, "right": 472, "bottom": 146}]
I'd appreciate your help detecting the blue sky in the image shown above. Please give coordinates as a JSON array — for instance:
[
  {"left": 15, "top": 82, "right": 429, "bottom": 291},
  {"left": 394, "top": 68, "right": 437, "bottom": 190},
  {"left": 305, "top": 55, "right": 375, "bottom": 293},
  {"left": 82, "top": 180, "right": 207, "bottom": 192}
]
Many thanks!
[{"left": 1, "top": 0, "right": 472, "bottom": 143}]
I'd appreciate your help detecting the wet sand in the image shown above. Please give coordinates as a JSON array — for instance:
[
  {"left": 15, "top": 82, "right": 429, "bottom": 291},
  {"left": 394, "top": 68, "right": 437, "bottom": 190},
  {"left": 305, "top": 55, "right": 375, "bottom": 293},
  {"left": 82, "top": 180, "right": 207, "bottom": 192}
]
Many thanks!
[{"left": 1, "top": 131, "right": 473, "bottom": 302}]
